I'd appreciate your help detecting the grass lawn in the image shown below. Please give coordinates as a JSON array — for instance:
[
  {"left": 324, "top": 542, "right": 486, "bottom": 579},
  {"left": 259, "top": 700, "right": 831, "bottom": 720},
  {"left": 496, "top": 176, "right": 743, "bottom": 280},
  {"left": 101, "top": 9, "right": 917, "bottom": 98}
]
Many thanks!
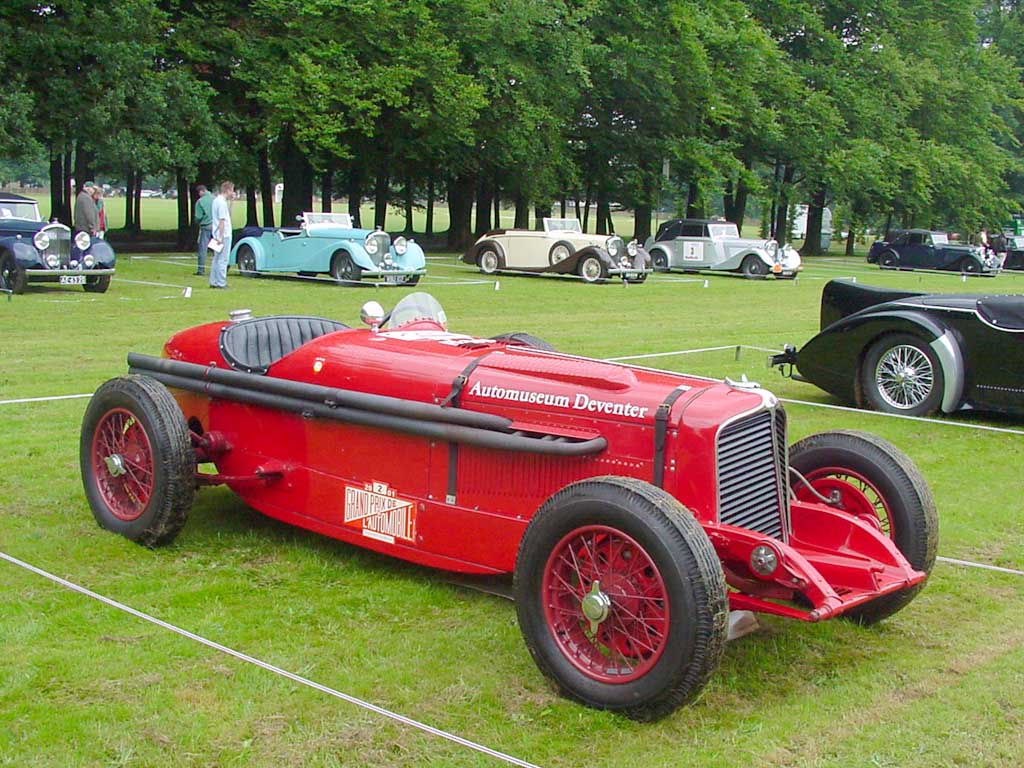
[{"left": 1, "top": 254, "right": 1023, "bottom": 767}]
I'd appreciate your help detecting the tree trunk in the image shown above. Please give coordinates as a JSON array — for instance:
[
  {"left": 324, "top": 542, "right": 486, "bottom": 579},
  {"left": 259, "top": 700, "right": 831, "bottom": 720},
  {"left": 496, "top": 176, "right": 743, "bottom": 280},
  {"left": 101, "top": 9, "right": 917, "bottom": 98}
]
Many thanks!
[
  {"left": 634, "top": 204, "right": 652, "bottom": 243},
  {"left": 574, "top": 196, "right": 581, "bottom": 223},
  {"left": 62, "top": 150, "right": 73, "bottom": 225},
  {"left": 474, "top": 176, "right": 492, "bottom": 236},
  {"left": 133, "top": 174, "right": 142, "bottom": 232},
  {"left": 493, "top": 184, "right": 500, "bottom": 228},
  {"left": 425, "top": 171, "right": 434, "bottom": 235},
  {"left": 73, "top": 140, "right": 91, "bottom": 196},
  {"left": 258, "top": 146, "right": 274, "bottom": 227},
  {"left": 124, "top": 168, "right": 135, "bottom": 231},
  {"left": 321, "top": 170, "right": 333, "bottom": 213},
  {"left": 596, "top": 189, "right": 609, "bottom": 235},
  {"left": 560, "top": 198, "right": 566, "bottom": 217},
  {"left": 348, "top": 164, "right": 363, "bottom": 228},
  {"left": 845, "top": 223, "right": 856, "bottom": 256},
  {"left": 582, "top": 185, "right": 592, "bottom": 232},
  {"left": 280, "top": 130, "right": 314, "bottom": 226},
  {"left": 883, "top": 211, "right": 893, "bottom": 239},
  {"left": 245, "top": 186, "right": 259, "bottom": 227},
  {"left": 534, "top": 203, "right": 551, "bottom": 230},
  {"left": 773, "top": 165, "right": 794, "bottom": 243},
  {"left": 373, "top": 171, "right": 389, "bottom": 229},
  {"left": 723, "top": 175, "right": 750, "bottom": 228},
  {"left": 801, "top": 184, "right": 827, "bottom": 256},
  {"left": 48, "top": 150, "right": 62, "bottom": 223},
  {"left": 176, "top": 168, "right": 190, "bottom": 250},
  {"left": 403, "top": 174, "right": 414, "bottom": 233},
  {"left": 446, "top": 174, "right": 475, "bottom": 250},
  {"left": 686, "top": 182, "right": 703, "bottom": 219},
  {"left": 514, "top": 194, "right": 529, "bottom": 229}
]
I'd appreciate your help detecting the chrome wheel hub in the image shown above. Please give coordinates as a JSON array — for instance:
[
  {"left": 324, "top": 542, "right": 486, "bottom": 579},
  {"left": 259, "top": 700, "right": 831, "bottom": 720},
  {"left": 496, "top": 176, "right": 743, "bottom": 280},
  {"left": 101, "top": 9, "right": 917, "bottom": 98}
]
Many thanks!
[
  {"left": 581, "top": 579, "right": 612, "bottom": 634},
  {"left": 104, "top": 453, "right": 128, "bottom": 477},
  {"left": 875, "top": 345, "right": 933, "bottom": 409}
]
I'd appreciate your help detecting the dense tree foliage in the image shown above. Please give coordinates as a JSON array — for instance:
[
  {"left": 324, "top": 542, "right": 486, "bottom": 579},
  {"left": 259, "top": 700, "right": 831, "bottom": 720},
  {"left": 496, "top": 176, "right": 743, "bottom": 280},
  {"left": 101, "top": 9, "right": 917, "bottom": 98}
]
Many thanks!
[{"left": 0, "top": 0, "right": 1021, "bottom": 248}]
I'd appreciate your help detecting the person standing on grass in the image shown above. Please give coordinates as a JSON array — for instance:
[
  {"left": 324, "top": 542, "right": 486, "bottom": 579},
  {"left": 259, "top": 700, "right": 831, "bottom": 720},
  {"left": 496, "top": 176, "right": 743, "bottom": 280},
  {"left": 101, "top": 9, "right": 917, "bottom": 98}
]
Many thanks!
[
  {"left": 193, "top": 184, "right": 213, "bottom": 276},
  {"left": 91, "top": 185, "right": 106, "bottom": 237},
  {"left": 74, "top": 181, "right": 98, "bottom": 236},
  {"left": 209, "top": 181, "right": 235, "bottom": 289}
]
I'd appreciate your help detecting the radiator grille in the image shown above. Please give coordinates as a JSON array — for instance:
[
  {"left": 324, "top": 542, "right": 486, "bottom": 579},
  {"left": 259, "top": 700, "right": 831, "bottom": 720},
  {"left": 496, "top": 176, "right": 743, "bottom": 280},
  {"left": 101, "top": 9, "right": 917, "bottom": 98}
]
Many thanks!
[
  {"left": 365, "top": 232, "right": 391, "bottom": 267},
  {"left": 39, "top": 226, "right": 71, "bottom": 267},
  {"left": 716, "top": 408, "right": 788, "bottom": 539}
]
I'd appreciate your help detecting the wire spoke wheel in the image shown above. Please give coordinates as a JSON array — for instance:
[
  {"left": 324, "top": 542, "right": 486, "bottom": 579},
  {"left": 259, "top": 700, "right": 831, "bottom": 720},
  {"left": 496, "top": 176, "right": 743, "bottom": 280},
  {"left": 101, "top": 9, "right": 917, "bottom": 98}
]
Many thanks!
[
  {"left": 796, "top": 466, "right": 894, "bottom": 536},
  {"left": 91, "top": 407, "right": 155, "bottom": 521},
  {"left": 874, "top": 344, "right": 934, "bottom": 410},
  {"left": 543, "top": 525, "right": 669, "bottom": 683}
]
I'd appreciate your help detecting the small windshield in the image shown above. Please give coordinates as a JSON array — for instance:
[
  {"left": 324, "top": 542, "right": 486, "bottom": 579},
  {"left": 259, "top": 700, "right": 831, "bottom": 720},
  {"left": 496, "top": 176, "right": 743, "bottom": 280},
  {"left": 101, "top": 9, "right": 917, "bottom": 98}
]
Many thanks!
[
  {"left": 543, "top": 218, "right": 582, "bottom": 234},
  {"left": 708, "top": 223, "right": 739, "bottom": 239},
  {"left": 303, "top": 212, "right": 354, "bottom": 228},
  {"left": 386, "top": 292, "right": 448, "bottom": 330},
  {"left": 930, "top": 232, "right": 949, "bottom": 245},
  {"left": 0, "top": 200, "right": 41, "bottom": 222}
]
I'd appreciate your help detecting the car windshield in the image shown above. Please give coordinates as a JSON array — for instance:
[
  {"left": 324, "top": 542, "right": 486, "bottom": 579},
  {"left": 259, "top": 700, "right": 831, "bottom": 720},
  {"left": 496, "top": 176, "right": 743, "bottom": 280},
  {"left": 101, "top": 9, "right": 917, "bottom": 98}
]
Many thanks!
[
  {"left": 386, "top": 292, "right": 448, "bottom": 330},
  {"left": 930, "top": 232, "right": 949, "bottom": 245},
  {"left": 708, "top": 223, "right": 739, "bottom": 239},
  {"left": 543, "top": 218, "right": 582, "bottom": 234},
  {"left": 0, "top": 200, "right": 41, "bottom": 222},
  {"left": 304, "top": 212, "right": 353, "bottom": 228}
]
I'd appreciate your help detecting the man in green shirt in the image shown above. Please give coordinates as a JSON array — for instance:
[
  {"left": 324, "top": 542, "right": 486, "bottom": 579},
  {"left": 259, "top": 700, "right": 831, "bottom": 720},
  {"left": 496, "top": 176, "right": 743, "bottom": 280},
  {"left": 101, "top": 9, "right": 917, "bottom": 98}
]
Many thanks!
[{"left": 193, "top": 184, "right": 213, "bottom": 275}]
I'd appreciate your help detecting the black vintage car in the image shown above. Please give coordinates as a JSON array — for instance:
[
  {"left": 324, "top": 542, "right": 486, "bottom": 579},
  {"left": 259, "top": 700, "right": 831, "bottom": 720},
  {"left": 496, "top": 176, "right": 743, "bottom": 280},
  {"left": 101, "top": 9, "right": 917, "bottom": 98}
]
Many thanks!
[
  {"left": 0, "top": 193, "right": 115, "bottom": 294},
  {"left": 772, "top": 279, "right": 1024, "bottom": 417},
  {"left": 1000, "top": 234, "right": 1024, "bottom": 270},
  {"left": 866, "top": 229, "right": 999, "bottom": 274}
]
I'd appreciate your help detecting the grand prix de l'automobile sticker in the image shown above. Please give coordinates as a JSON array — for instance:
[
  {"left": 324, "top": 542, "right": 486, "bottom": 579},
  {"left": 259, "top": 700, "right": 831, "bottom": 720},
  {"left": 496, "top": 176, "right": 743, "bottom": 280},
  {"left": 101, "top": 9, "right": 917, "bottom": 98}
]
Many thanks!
[{"left": 343, "top": 480, "right": 416, "bottom": 544}]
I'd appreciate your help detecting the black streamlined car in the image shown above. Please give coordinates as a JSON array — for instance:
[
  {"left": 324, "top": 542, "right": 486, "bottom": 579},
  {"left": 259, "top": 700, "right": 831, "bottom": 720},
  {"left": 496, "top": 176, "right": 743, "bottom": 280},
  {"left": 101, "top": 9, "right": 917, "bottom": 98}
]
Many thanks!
[{"left": 771, "top": 279, "right": 1024, "bottom": 417}]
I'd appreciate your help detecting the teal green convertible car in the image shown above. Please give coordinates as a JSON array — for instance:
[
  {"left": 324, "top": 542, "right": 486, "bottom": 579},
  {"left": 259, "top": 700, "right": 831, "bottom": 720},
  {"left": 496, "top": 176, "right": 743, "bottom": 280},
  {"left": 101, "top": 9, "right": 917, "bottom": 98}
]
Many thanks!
[{"left": 231, "top": 212, "right": 426, "bottom": 285}]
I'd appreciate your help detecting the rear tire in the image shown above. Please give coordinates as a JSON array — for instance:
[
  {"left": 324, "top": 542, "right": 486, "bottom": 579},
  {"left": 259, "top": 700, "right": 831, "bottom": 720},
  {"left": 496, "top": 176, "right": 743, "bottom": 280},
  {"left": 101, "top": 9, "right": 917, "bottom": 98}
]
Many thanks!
[
  {"left": 80, "top": 375, "right": 195, "bottom": 547},
  {"left": 789, "top": 430, "right": 937, "bottom": 624},
  {"left": 236, "top": 245, "right": 257, "bottom": 276},
  {"left": 860, "top": 333, "right": 944, "bottom": 416},
  {"left": 514, "top": 476, "right": 727, "bottom": 720},
  {"left": 477, "top": 247, "right": 500, "bottom": 275}
]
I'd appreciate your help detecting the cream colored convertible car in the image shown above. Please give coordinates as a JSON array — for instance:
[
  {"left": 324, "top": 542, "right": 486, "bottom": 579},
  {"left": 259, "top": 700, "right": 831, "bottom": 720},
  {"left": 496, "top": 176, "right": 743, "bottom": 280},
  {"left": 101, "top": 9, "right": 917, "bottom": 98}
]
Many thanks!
[{"left": 462, "top": 218, "right": 652, "bottom": 283}]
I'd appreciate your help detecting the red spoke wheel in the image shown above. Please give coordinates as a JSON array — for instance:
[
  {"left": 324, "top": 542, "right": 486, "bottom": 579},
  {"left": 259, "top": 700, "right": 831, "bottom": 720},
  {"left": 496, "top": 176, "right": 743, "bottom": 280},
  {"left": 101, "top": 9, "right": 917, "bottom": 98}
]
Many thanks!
[
  {"left": 515, "top": 477, "right": 727, "bottom": 721},
  {"left": 789, "top": 430, "right": 938, "bottom": 624},
  {"left": 80, "top": 376, "right": 196, "bottom": 547}
]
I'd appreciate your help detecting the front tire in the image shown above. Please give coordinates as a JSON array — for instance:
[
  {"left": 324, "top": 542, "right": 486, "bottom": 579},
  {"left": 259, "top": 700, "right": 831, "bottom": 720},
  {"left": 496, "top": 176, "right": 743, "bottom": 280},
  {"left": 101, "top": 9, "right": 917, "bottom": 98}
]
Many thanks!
[
  {"left": 330, "top": 250, "right": 361, "bottom": 283},
  {"left": 740, "top": 255, "right": 768, "bottom": 278},
  {"left": 651, "top": 249, "right": 669, "bottom": 272},
  {"left": 236, "top": 245, "right": 257, "bottom": 276},
  {"left": 860, "top": 333, "right": 944, "bottom": 416},
  {"left": 789, "top": 430, "right": 938, "bottom": 624},
  {"left": 879, "top": 250, "right": 898, "bottom": 269},
  {"left": 960, "top": 257, "right": 981, "bottom": 274},
  {"left": 80, "top": 375, "right": 195, "bottom": 547},
  {"left": 0, "top": 253, "right": 26, "bottom": 294},
  {"left": 514, "top": 477, "right": 728, "bottom": 720},
  {"left": 83, "top": 275, "right": 111, "bottom": 293},
  {"left": 578, "top": 255, "right": 606, "bottom": 284}
]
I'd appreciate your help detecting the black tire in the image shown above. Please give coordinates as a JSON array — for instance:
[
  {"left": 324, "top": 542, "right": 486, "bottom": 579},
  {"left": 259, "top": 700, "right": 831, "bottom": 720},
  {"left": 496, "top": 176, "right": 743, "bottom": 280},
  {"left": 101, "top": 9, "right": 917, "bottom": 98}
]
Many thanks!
[
  {"left": 402, "top": 274, "right": 421, "bottom": 287},
  {"left": 490, "top": 332, "right": 556, "bottom": 351},
  {"left": 789, "top": 430, "right": 938, "bottom": 624},
  {"left": 477, "top": 246, "right": 500, "bottom": 275},
  {"left": 236, "top": 244, "right": 257, "bottom": 276},
  {"left": 330, "top": 250, "right": 361, "bottom": 283},
  {"left": 650, "top": 249, "right": 670, "bottom": 272},
  {"left": 740, "top": 255, "right": 768, "bottom": 278},
  {"left": 879, "top": 250, "right": 898, "bottom": 269},
  {"left": 960, "top": 257, "right": 981, "bottom": 274},
  {"left": 83, "top": 275, "right": 111, "bottom": 293},
  {"left": 80, "top": 375, "right": 195, "bottom": 547},
  {"left": 0, "top": 252, "right": 26, "bottom": 294},
  {"left": 628, "top": 271, "right": 648, "bottom": 283},
  {"left": 514, "top": 476, "right": 728, "bottom": 720},
  {"left": 577, "top": 254, "right": 606, "bottom": 284},
  {"left": 549, "top": 240, "right": 575, "bottom": 267},
  {"left": 860, "top": 333, "right": 944, "bottom": 416}
]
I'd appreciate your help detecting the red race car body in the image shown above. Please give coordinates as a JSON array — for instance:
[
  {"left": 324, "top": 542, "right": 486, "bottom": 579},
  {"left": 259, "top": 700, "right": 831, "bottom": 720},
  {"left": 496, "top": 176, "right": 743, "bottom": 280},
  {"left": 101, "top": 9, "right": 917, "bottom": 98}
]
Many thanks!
[{"left": 81, "top": 294, "right": 937, "bottom": 719}]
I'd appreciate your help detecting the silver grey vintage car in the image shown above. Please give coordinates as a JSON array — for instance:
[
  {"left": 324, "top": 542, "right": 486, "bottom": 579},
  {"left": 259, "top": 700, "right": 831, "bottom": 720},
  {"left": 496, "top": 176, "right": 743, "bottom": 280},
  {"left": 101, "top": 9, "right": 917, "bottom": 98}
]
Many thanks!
[{"left": 644, "top": 218, "right": 801, "bottom": 278}]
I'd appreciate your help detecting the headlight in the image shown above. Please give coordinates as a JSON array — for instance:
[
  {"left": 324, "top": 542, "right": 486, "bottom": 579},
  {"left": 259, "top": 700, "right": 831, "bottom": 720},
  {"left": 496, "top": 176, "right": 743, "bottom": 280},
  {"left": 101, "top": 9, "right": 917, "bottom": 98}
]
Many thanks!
[
  {"left": 365, "top": 236, "right": 379, "bottom": 255},
  {"left": 765, "top": 240, "right": 779, "bottom": 258},
  {"left": 606, "top": 237, "right": 619, "bottom": 256},
  {"left": 627, "top": 239, "right": 638, "bottom": 257},
  {"left": 393, "top": 236, "right": 408, "bottom": 256},
  {"left": 33, "top": 231, "right": 50, "bottom": 251},
  {"left": 83, "top": 254, "right": 95, "bottom": 268},
  {"left": 75, "top": 231, "right": 91, "bottom": 251},
  {"left": 45, "top": 254, "right": 60, "bottom": 269}
]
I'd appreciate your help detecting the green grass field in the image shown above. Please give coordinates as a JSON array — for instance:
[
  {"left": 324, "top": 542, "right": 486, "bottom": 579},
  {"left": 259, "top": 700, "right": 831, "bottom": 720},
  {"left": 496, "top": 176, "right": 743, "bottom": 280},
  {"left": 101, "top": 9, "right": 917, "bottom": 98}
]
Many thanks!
[{"left": 2, "top": 254, "right": 1023, "bottom": 767}]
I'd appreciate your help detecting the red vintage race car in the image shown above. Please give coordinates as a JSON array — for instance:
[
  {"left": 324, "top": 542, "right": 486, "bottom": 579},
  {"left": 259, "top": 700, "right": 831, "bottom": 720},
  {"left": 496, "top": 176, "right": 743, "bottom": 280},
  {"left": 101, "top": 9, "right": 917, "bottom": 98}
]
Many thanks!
[{"left": 80, "top": 293, "right": 938, "bottom": 720}]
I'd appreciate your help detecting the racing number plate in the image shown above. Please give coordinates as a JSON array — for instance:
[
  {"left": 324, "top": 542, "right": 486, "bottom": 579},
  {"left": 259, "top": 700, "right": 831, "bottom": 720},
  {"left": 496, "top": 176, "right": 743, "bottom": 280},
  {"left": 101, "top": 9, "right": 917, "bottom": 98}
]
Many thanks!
[{"left": 59, "top": 275, "right": 87, "bottom": 285}]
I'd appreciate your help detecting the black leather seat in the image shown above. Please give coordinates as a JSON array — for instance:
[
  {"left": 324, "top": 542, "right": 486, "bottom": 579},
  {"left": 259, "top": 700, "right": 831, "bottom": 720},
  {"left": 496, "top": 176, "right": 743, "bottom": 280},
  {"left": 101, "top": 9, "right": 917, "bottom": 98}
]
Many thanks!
[{"left": 219, "top": 316, "right": 349, "bottom": 374}]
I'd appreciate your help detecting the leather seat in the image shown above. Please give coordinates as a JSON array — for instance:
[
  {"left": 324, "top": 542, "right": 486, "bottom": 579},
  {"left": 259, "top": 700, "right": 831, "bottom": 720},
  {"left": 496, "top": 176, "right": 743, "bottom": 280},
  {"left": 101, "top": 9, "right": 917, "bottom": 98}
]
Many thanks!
[{"left": 219, "top": 316, "right": 349, "bottom": 374}]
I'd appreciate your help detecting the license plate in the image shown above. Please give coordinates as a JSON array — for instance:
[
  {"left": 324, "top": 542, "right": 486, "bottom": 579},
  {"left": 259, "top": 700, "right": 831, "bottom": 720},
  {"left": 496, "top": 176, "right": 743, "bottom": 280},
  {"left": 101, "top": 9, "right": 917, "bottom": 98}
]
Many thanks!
[{"left": 60, "top": 275, "right": 86, "bottom": 285}]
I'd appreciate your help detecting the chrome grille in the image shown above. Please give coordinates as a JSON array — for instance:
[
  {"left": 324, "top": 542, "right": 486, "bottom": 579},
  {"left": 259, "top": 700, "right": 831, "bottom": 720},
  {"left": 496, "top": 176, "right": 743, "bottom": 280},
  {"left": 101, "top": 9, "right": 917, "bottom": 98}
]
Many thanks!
[
  {"left": 38, "top": 226, "right": 71, "bottom": 267},
  {"left": 365, "top": 232, "right": 391, "bottom": 267},
  {"left": 716, "top": 407, "right": 788, "bottom": 540}
]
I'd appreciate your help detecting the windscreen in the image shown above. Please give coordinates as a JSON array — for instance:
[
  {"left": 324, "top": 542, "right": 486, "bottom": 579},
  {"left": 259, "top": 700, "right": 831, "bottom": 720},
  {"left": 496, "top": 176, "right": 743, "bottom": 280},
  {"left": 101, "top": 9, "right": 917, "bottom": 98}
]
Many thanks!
[
  {"left": 0, "top": 201, "right": 41, "bottom": 222},
  {"left": 385, "top": 292, "right": 448, "bottom": 329},
  {"left": 544, "top": 218, "right": 582, "bottom": 234},
  {"left": 304, "top": 212, "right": 354, "bottom": 228}
]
